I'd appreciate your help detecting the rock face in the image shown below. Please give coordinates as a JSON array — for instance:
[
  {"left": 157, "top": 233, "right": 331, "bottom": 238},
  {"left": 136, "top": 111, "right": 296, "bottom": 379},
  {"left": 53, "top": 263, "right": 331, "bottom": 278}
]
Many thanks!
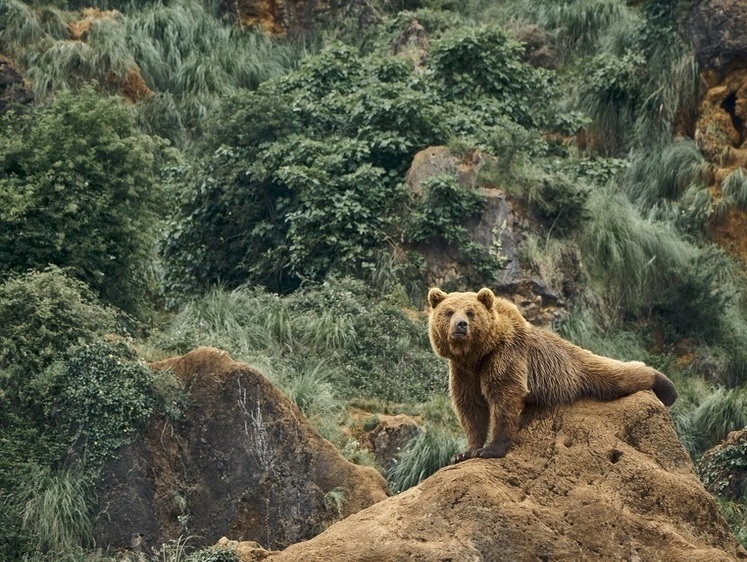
[
  {"left": 93, "top": 347, "right": 388, "bottom": 553},
  {"left": 233, "top": 393, "right": 746, "bottom": 561},
  {"left": 686, "top": 0, "right": 747, "bottom": 265},
  {"left": 0, "top": 55, "right": 33, "bottom": 114},
  {"left": 406, "top": 146, "right": 569, "bottom": 327},
  {"left": 365, "top": 414, "right": 421, "bottom": 472},
  {"left": 686, "top": 0, "right": 747, "bottom": 74}
]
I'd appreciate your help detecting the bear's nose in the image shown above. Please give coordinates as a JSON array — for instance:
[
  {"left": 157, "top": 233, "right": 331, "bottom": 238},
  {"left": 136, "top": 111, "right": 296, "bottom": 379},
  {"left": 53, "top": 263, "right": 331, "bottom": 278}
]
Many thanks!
[{"left": 456, "top": 319, "right": 468, "bottom": 330}]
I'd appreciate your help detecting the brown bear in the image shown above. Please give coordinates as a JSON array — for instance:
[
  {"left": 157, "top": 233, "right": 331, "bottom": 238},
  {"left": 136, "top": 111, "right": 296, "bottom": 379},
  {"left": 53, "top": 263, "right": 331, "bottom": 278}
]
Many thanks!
[{"left": 428, "top": 287, "right": 678, "bottom": 463}]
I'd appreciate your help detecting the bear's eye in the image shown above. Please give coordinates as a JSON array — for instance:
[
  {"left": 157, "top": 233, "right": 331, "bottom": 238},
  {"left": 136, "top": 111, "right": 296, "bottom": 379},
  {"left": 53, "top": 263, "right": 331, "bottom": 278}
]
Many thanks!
[
  {"left": 466, "top": 310, "right": 475, "bottom": 319},
  {"left": 444, "top": 309, "right": 454, "bottom": 318}
]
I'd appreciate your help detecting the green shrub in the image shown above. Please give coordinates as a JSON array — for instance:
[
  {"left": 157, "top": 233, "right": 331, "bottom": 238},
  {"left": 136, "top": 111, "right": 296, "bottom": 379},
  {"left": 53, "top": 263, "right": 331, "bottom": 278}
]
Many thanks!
[
  {"left": 577, "top": 49, "right": 645, "bottom": 155},
  {"left": 0, "top": 87, "right": 170, "bottom": 316},
  {"left": 0, "top": 267, "right": 122, "bottom": 378}
]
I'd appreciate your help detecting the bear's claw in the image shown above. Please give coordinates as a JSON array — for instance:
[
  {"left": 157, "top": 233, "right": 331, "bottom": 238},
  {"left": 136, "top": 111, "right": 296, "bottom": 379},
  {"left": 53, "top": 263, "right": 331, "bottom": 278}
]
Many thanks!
[{"left": 452, "top": 441, "right": 512, "bottom": 463}]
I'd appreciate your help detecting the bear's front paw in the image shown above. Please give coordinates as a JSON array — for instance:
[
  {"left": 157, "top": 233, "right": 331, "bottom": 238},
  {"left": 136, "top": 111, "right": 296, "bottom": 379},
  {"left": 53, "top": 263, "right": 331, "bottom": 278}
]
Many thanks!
[
  {"left": 451, "top": 450, "right": 477, "bottom": 464},
  {"left": 451, "top": 440, "right": 512, "bottom": 463}
]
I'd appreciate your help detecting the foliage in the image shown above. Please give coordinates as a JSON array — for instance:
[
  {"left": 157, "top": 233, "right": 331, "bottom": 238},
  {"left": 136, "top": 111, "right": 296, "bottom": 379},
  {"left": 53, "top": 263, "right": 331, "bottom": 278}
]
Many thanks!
[
  {"left": 622, "top": 138, "right": 705, "bottom": 209},
  {"left": 0, "top": 87, "right": 170, "bottom": 316},
  {"left": 0, "top": 267, "right": 122, "bottom": 377},
  {"left": 161, "top": 46, "right": 442, "bottom": 298},
  {"left": 2, "top": 0, "right": 298, "bottom": 146},
  {"left": 156, "top": 279, "right": 446, "bottom": 407},
  {"left": 407, "top": 174, "right": 484, "bottom": 244},
  {"left": 429, "top": 25, "right": 551, "bottom": 128},
  {"left": 714, "top": 497, "right": 747, "bottom": 549},
  {"left": 49, "top": 340, "right": 157, "bottom": 468},
  {"left": 715, "top": 168, "right": 747, "bottom": 220},
  {"left": 161, "top": 24, "right": 570, "bottom": 299},
  {"left": 577, "top": 49, "right": 645, "bottom": 155},
  {"left": 522, "top": 0, "right": 633, "bottom": 58},
  {"left": 689, "top": 388, "right": 747, "bottom": 454}
]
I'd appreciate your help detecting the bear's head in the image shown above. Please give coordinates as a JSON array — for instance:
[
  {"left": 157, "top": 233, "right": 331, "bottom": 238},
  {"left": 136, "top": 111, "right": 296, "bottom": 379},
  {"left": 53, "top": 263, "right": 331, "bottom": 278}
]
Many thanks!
[{"left": 427, "top": 287, "right": 498, "bottom": 361}]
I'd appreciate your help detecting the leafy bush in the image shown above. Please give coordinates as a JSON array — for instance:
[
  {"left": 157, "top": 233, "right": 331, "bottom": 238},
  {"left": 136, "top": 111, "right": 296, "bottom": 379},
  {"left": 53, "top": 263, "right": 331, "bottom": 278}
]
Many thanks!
[
  {"left": 161, "top": 46, "right": 445, "bottom": 298},
  {"left": 46, "top": 341, "right": 157, "bottom": 468},
  {"left": 0, "top": 87, "right": 170, "bottom": 316},
  {"left": 0, "top": 267, "right": 122, "bottom": 377},
  {"left": 429, "top": 25, "right": 549, "bottom": 128},
  {"left": 577, "top": 49, "right": 645, "bottom": 155}
]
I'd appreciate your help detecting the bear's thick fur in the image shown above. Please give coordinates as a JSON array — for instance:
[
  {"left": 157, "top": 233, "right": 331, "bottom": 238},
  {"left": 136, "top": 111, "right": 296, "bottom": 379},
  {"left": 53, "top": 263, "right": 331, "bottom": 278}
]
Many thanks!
[{"left": 428, "top": 287, "right": 678, "bottom": 463}]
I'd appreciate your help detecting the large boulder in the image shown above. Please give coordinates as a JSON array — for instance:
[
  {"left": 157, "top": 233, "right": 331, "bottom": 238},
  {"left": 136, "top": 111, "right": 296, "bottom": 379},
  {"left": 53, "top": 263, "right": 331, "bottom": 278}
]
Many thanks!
[
  {"left": 229, "top": 392, "right": 747, "bottom": 561},
  {"left": 93, "top": 347, "right": 388, "bottom": 553},
  {"left": 686, "top": 0, "right": 747, "bottom": 74}
]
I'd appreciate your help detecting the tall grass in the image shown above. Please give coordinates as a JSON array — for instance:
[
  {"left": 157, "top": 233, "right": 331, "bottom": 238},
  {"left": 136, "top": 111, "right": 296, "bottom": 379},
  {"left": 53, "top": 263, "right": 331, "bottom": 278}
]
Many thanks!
[
  {"left": 387, "top": 423, "right": 464, "bottom": 494},
  {"left": 581, "top": 187, "right": 694, "bottom": 312},
  {"left": 5, "top": 0, "right": 300, "bottom": 145},
  {"left": 690, "top": 387, "right": 747, "bottom": 451},
  {"left": 0, "top": 0, "right": 45, "bottom": 55},
  {"left": 715, "top": 168, "right": 747, "bottom": 220},
  {"left": 714, "top": 497, "right": 747, "bottom": 549},
  {"left": 622, "top": 138, "right": 705, "bottom": 210},
  {"left": 15, "top": 466, "right": 93, "bottom": 557},
  {"left": 533, "top": 0, "right": 633, "bottom": 57}
]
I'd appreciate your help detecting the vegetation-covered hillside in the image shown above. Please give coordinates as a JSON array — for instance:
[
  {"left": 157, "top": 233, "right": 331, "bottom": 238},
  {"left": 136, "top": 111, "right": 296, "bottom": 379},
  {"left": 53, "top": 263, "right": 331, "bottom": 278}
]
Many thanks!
[{"left": 2, "top": 0, "right": 747, "bottom": 559}]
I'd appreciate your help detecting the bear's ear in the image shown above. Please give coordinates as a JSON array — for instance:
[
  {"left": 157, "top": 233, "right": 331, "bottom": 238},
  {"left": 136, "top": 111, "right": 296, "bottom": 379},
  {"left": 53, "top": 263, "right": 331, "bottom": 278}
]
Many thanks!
[
  {"left": 428, "top": 288, "right": 448, "bottom": 309},
  {"left": 477, "top": 287, "right": 495, "bottom": 310}
]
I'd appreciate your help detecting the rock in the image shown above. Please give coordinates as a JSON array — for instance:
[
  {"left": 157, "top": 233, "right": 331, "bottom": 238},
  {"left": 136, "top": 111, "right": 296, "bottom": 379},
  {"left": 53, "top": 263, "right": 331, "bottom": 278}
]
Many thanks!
[
  {"left": 405, "top": 146, "right": 569, "bottom": 326},
  {"left": 512, "top": 23, "right": 558, "bottom": 70},
  {"left": 366, "top": 414, "right": 421, "bottom": 472},
  {"left": 0, "top": 55, "right": 33, "bottom": 115},
  {"left": 698, "top": 428, "right": 747, "bottom": 502},
  {"left": 686, "top": 0, "right": 747, "bottom": 74},
  {"left": 93, "top": 347, "right": 388, "bottom": 553},
  {"left": 229, "top": 392, "right": 746, "bottom": 561},
  {"left": 392, "top": 18, "right": 429, "bottom": 69}
]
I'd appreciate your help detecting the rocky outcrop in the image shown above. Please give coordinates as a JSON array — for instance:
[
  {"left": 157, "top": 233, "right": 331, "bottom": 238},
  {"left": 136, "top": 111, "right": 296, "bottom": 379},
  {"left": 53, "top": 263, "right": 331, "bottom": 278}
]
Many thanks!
[
  {"left": 686, "top": 0, "right": 747, "bottom": 74},
  {"left": 687, "top": 0, "right": 747, "bottom": 264},
  {"left": 698, "top": 428, "right": 747, "bottom": 502},
  {"left": 226, "top": 392, "right": 747, "bottom": 561},
  {"left": 0, "top": 55, "right": 33, "bottom": 114},
  {"left": 405, "top": 146, "right": 568, "bottom": 327},
  {"left": 93, "top": 347, "right": 388, "bottom": 553},
  {"left": 365, "top": 414, "right": 421, "bottom": 472}
]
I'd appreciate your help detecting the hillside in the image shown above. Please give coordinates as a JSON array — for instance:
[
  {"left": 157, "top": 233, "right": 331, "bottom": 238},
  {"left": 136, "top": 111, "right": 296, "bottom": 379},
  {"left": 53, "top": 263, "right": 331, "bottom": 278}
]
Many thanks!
[{"left": 2, "top": 0, "right": 747, "bottom": 560}]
